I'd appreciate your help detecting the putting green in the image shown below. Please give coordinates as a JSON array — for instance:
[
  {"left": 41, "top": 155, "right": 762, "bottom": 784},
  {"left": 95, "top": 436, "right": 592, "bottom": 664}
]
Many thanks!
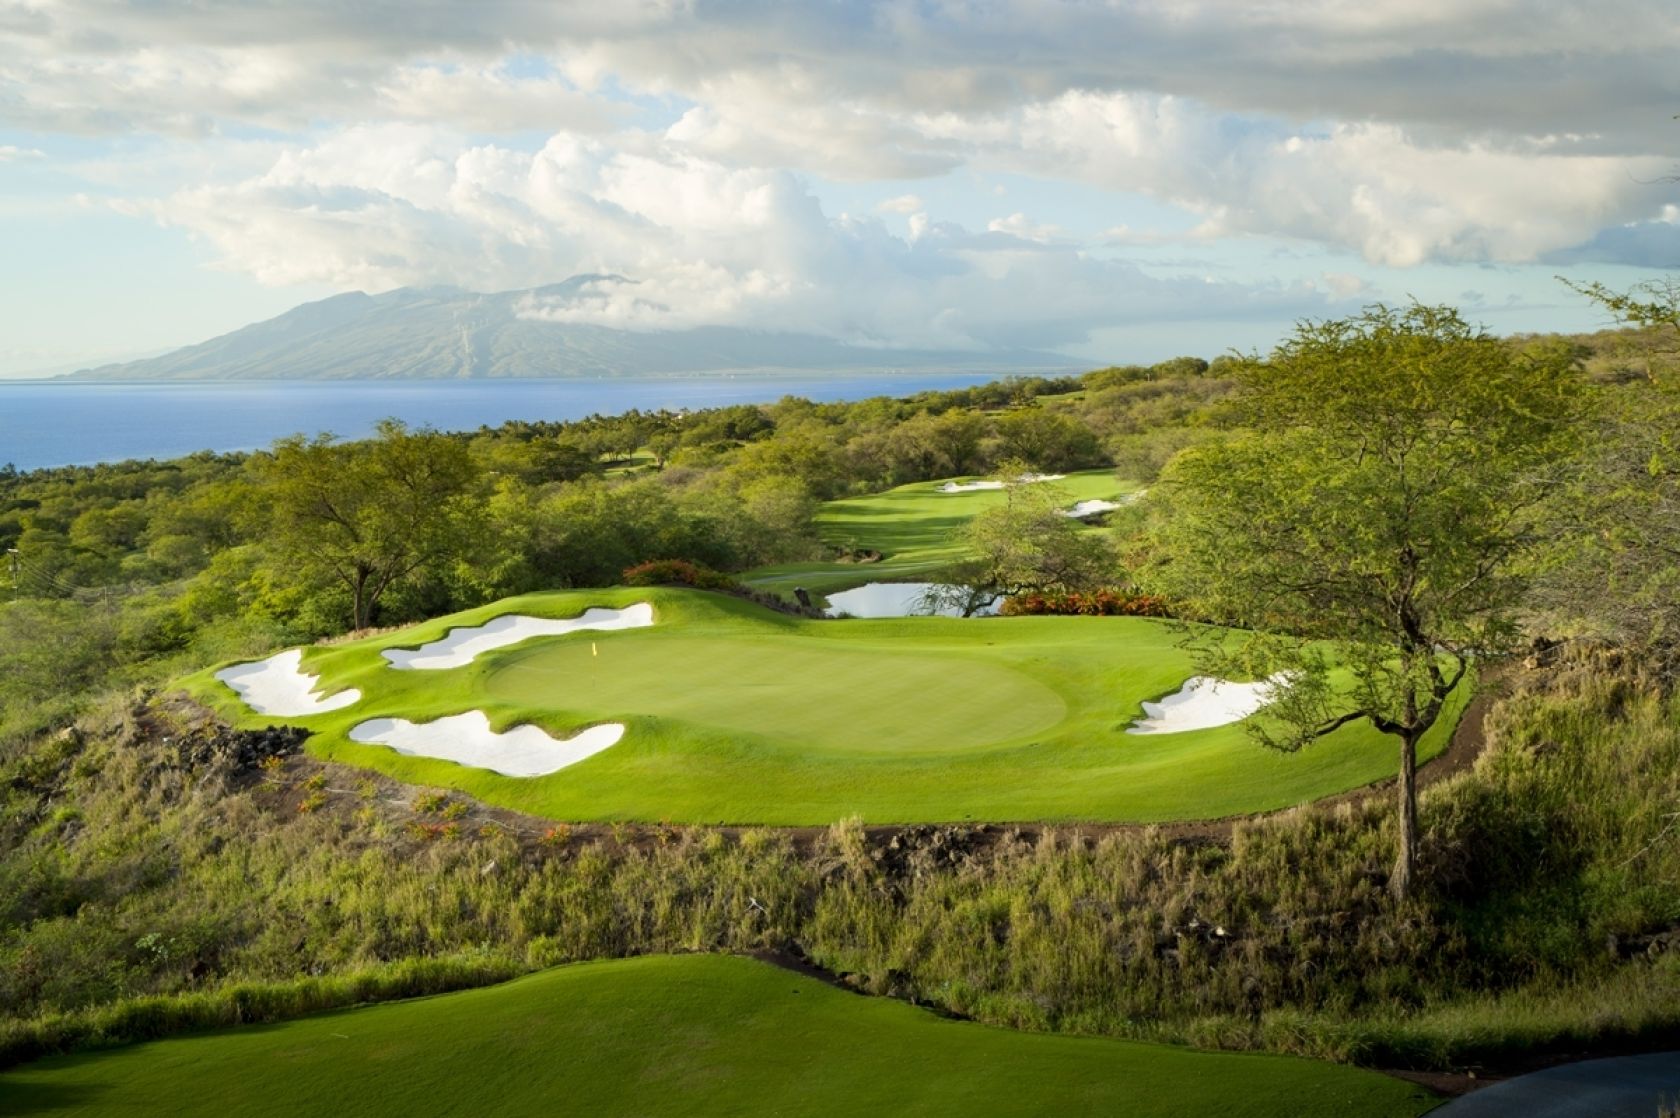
[
  {"left": 0, "top": 955, "right": 1437, "bottom": 1117},
  {"left": 181, "top": 587, "right": 1466, "bottom": 825},
  {"left": 744, "top": 467, "right": 1135, "bottom": 598},
  {"left": 488, "top": 634, "right": 1067, "bottom": 754}
]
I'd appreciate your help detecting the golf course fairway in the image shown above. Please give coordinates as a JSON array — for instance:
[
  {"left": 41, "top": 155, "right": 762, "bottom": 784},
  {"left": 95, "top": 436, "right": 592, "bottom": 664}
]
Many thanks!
[
  {"left": 743, "top": 467, "right": 1136, "bottom": 598},
  {"left": 0, "top": 954, "right": 1439, "bottom": 1117},
  {"left": 183, "top": 587, "right": 1465, "bottom": 825}
]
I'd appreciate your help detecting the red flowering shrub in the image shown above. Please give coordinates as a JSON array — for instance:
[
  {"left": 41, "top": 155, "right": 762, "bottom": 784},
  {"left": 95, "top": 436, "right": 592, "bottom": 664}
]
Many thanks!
[
  {"left": 622, "top": 559, "right": 738, "bottom": 591},
  {"left": 999, "top": 589, "right": 1171, "bottom": 617}
]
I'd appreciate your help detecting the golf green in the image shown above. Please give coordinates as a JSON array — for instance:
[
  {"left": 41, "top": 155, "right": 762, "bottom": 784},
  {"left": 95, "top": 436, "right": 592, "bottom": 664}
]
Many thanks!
[
  {"left": 489, "top": 633, "right": 1067, "bottom": 753},
  {"left": 182, "top": 587, "right": 1465, "bottom": 825},
  {"left": 0, "top": 955, "right": 1439, "bottom": 1117},
  {"left": 743, "top": 467, "right": 1135, "bottom": 598}
]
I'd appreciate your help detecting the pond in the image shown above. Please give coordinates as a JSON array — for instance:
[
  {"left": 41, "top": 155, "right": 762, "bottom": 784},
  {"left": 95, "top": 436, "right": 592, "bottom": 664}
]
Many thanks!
[{"left": 822, "top": 582, "right": 1001, "bottom": 619}]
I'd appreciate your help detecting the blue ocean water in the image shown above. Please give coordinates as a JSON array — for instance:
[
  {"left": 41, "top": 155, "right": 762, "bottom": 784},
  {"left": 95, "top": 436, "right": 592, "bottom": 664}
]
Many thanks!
[{"left": 0, "top": 373, "right": 1003, "bottom": 472}]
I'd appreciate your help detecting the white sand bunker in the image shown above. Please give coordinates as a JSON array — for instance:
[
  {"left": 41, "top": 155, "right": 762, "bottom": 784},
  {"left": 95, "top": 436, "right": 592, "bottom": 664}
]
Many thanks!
[
  {"left": 383, "top": 603, "right": 654, "bottom": 670},
  {"left": 937, "top": 472, "right": 1066, "bottom": 493},
  {"left": 349, "top": 712, "right": 626, "bottom": 777},
  {"left": 215, "top": 650, "right": 361, "bottom": 717},
  {"left": 1061, "top": 499, "right": 1123, "bottom": 518},
  {"left": 1126, "top": 675, "right": 1288, "bottom": 735}
]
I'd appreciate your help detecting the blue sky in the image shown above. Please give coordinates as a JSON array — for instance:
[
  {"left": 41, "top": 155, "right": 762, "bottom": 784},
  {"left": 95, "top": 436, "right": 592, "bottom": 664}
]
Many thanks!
[{"left": 1, "top": 1, "right": 1676, "bottom": 376}]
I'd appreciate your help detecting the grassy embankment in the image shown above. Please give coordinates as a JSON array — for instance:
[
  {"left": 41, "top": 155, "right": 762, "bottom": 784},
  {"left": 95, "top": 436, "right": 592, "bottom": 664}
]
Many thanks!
[
  {"left": 179, "top": 586, "right": 1461, "bottom": 825},
  {"left": 0, "top": 954, "right": 1436, "bottom": 1118},
  {"left": 742, "top": 467, "right": 1135, "bottom": 598},
  {"left": 2, "top": 659, "right": 1672, "bottom": 1077}
]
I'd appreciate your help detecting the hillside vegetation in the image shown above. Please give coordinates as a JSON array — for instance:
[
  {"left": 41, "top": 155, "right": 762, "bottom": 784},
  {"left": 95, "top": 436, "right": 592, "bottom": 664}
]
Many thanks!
[
  {"left": 0, "top": 655, "right": 1674, "bottom": 1073},
  {"left": 5, "top": 310, "right": 1680, "bottom": 1094}
]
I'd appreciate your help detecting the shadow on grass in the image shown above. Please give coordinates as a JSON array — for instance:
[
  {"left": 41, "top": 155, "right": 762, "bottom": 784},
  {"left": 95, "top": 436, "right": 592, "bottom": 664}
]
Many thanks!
[{"left": 1, "top": 1073, "right": 115, "bottom": 1114}]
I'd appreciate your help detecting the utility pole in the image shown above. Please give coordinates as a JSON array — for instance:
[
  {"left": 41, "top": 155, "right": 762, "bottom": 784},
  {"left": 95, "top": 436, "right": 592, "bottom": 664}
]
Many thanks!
[{"left": 6, "top": 548, "right": 17, "bottom": 601}]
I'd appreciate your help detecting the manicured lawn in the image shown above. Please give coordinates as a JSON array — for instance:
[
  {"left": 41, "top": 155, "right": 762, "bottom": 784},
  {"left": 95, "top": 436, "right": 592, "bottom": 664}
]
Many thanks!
[
  {"left": 743, "top": 468, "right": 1135, "bottom": 598},
  {"left": 0, "top": 954, "right": 1438, "bottom": 1117},
  {"left": 181, "top": 587, "right": 1464, "bottom": 825}
]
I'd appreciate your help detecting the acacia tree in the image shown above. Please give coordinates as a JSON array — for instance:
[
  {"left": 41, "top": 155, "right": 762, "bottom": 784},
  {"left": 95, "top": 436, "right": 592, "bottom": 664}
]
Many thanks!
[
  {"left": 1146, "top": 304, "right": 1583, "bottom": 900},
  {"left": 258, "top": 420, "right": 482, "bottom": 631},
  {"left": 1540, "top": 278, "right": 1680, "bottom": 662},
  {"left": 931, "top": 470, "right": 1115, "bottom": 614}
]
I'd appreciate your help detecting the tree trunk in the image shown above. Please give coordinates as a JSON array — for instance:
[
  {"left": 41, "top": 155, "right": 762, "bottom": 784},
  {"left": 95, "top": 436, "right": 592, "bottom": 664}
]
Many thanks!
[
  {"left": 351, "top": 567, "right": 370, "bottom": 632},
  {"left": 1392, "top": 729, "right": 1420, "bottom": 902}
]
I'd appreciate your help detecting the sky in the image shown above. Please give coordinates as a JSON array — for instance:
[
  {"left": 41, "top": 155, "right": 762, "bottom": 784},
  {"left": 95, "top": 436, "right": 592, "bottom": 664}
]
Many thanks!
[{"left": 1, "top": 1, "right": 1677, "bottom": 378}]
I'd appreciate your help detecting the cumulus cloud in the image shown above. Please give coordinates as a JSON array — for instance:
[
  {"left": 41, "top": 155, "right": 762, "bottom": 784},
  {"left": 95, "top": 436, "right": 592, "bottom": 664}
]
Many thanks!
[
  {"left": 1321, "top": 272, "right": 1372, "bottom": 300},
  {"left": 6, "top": 1, "right": 1676, "bottom": 149},
  {"left": 1547, "top": 206, "right": 1680, "bottom": 269},
  {"left": 986, "top": 213, "right": 1066, "bottom": 244},
  {"left": 876, "top": 194, "right": 925, "bottom": 215},
  {"left": 978, "top": 92, "right": 1674, "bottom": 266},
  {"left": 5, "top": 0, "right": 1677, "bottom": 347},
  {"left": 135, "top": 125, "right": 1338, "bottom": 350}
]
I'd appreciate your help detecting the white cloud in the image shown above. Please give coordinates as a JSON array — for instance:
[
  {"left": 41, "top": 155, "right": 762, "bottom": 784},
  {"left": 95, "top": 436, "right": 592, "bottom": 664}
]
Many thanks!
[
  {"left": 0, "top": 145, "right": 45, "bottom": 160},
  {"left": 5, "top": 0, "right": 1678, "bottom": 347},
  {"left": 876, "top": 193, "right": 924, "bottom": 215},
  {"left": 986, "top": 213, "right": 1066, "bottom": 244},
  {"left": 6, "top": 1, "right": 1676, "bottom": 149},
  {"left": 1320, "top": 272, "right": 1371, "bottom": 300},
  {"left": 985, "top": 91, "right": 1672, "bottom": 266},
  {"left": 137, "top": 124, "right": 1336, "bottom": 350}
]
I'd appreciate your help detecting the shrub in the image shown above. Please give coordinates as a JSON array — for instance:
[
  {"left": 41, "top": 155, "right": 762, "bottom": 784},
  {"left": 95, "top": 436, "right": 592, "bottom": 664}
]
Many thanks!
[
  {"left": 621, "top": 559, "right": 738, "bottom": 591},
  {"left": 1000, "top": 589, "right": 1171, "bottom": 617}
]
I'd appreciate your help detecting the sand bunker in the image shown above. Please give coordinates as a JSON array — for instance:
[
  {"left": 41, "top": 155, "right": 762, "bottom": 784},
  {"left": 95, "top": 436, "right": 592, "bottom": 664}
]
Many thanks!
[
  {"left": 349, "top": 712, "right": 626, "bottom": 777},
  {"left": 824, "top": 582, "right": 1001, "bottom": 619},
  {"left": 1062, "top": 499, "right": 1123, "bottom": 518},
  {"left": 1125, "top": 675, "right": 1287, "bottom": 735},
  {"left": 216, "top": 650, "right": 361, "bottom": 717},
  {"left": 383, "top": 603, "right": 655, "bottom": 670},
  {"left": 937, "top": 473, "right": 1066, "bottom": 493}
]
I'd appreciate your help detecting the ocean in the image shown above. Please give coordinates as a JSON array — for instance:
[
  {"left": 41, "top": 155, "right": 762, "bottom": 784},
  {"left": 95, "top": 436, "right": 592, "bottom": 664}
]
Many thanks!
[{"left": 0, "top": 373, "right": 1006, "bottom": 472}]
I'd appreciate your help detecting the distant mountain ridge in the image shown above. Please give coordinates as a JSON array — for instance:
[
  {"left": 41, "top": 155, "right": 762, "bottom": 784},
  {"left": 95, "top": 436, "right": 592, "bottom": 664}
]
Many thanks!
[{"left": 68, "top": 277, "right": 1071, "bottom": 380}]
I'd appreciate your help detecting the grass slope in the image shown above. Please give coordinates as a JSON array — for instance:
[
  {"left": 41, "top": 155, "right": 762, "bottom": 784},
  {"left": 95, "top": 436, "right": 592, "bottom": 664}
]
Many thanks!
[
  {"left": 743, "top": 468, "right": 1134, "bottom": 597},
  {"left": 181, "top": 587, "right": 1463, "bottom": 825},
  {"left": 0, "top": 954, "right": 1437, "bottom": 1117}
]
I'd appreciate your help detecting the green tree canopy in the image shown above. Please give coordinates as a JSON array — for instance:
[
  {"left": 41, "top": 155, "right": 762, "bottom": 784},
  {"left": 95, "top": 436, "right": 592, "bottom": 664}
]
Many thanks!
[
  {"left": 256, "top": 420, "right": 483, "bottom": 631},
  {"left": 1145, "top": 303, "right": 1585, "bottom": 898},
  {"left": 933, "top": 472, "right": 1116, "bottom": 614},
  {"left": 1541, "top": 276, "right": 1680, "bottom": 661}
]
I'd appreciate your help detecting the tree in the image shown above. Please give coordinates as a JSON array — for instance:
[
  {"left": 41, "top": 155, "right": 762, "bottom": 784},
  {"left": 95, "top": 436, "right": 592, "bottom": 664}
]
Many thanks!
[
  {"left": 1145, "top": 304, "right": 1584, "bottom": 900},
  {"left": 257, "top": 420, "right": 482, "bottom": 631},
  {"left": 1539, "top": 277, "right": 1680, "bottom": 662},
  {"left": 993, "top": 408, "right": 1102, "bottom": 472},
  {"left": 933, "top": 472, "right": 1115, "bottom": 614}
]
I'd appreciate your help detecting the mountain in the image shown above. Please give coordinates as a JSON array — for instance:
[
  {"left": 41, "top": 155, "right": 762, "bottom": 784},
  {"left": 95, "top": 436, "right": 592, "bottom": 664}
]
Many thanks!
[{"left": 67, "top": 278, "right": 1072, "bottom": 380}]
